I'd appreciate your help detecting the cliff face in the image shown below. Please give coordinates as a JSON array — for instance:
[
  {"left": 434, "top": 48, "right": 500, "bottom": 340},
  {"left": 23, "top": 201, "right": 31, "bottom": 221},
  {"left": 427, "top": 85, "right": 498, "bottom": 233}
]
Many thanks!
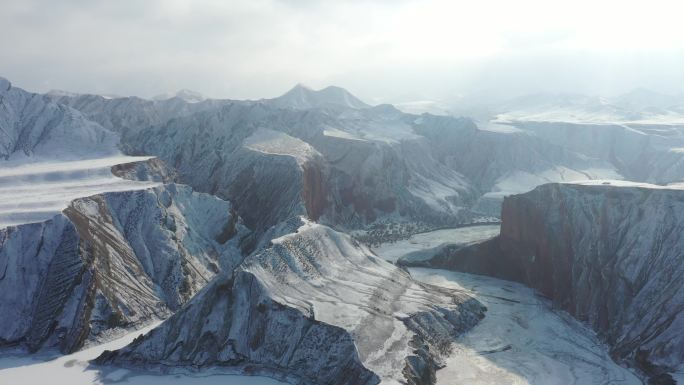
[
  {"left": 497, "top": 183, "right": 684, "bottom": 376},
  {"left": 405, "top": 182, "right": 684, "bottom": 381},
  {"left": 0, "top": 184, "right": 248, "bottom": 353},
  {"left": 96, "top": 221, "right": 485, "bottom": 385}
]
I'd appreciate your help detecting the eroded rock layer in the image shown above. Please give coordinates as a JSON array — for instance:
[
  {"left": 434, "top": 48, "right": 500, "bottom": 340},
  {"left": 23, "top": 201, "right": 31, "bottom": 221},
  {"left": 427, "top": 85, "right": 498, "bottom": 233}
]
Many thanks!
[{"left": 0, "top": 184, "right": 247, "bottom": 353}]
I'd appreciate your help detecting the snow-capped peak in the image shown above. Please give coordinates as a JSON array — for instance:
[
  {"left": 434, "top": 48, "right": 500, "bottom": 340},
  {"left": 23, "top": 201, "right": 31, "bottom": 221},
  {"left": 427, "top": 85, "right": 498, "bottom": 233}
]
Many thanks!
[
  {"left": 152, "top": 89, "right": 205, "bottom": 103},
  {"left": 46, "top": 89, "right": 80, "bottom": 97},
  {"left": 270, "top": 83, "right": 370, "bottom": 110},
  {"left": 174, "top": 89, "right": 204, "bottom": 103}
]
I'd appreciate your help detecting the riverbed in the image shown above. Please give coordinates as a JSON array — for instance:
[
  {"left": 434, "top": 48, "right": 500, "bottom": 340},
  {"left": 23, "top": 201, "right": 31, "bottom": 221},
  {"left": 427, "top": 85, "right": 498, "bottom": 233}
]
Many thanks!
[{"left": 374, "top": 225, "right": 643, "bottom": 385}]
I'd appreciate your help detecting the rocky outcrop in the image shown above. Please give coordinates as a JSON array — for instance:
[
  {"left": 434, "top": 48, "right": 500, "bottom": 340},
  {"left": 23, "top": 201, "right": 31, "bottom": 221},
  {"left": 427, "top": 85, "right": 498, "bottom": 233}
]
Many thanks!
[
  {"left": 110, "top": 157, "right": 178, "bottom": 183},
  {"left": 404, "top": 182, "right": 684, "bottom": 382},
  {"left": 0, "top": 184, "right": 248, "bottom": 353},
  {"left": 96, "top": 221, "right": 485, "bottom": 385}
]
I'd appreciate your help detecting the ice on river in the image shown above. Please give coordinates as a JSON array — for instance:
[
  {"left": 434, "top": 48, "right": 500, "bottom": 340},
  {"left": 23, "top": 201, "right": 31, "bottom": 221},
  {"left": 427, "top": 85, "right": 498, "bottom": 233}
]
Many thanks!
[
  {"left": 408, "top": 267, "right": 642, "bottom": 385},
  {"left": 371, "top": 225, "right": 500, "bottom": 263}
]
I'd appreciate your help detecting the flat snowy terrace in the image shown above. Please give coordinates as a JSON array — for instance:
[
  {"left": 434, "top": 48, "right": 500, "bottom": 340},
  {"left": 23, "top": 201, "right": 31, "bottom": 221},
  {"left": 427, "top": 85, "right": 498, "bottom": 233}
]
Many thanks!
[
  {"left": 371, "top": 225, "right": 500, "bottom": 263},
  {"left": 0, "top": 156, "right": 159, "bottom": 228},
  {"left": 0, "top": 322, "right": 285, "bottom": 385},
  {"left": 243, "top": 128, "right": 320, "bottom": 165},
  {"left": 570, "top": 179, "right": 684, "bottom": 190}
]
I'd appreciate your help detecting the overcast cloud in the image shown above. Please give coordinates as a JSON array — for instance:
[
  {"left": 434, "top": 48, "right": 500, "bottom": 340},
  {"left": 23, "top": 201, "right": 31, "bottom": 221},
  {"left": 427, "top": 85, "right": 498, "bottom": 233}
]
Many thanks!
[{"left": 1, "top": 0, "right": 684, "bottom": 103}]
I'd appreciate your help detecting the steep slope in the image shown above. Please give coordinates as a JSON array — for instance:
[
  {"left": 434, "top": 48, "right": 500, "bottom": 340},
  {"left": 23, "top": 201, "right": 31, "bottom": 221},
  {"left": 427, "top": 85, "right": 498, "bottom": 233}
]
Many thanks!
[
  {"left": 412, "top": 115, "right": 621, "bottom": 215},
  {"left": 507, "top": 120, "right": 684, "bottom": 183},
  {"left": 96, "top": 220, "right": 485, "bottom": 385},
  {"left": 404, "top": 182, "right": 684, "bottom": 383},
  {"left": 487, "top": 91, "right": 684, "bottom": 187},
  {"left": 0, "top": 184, "right": 248, "bottom": 353},
  {"left": 0, "top": 77, "right": 119, "bottom": 161}
]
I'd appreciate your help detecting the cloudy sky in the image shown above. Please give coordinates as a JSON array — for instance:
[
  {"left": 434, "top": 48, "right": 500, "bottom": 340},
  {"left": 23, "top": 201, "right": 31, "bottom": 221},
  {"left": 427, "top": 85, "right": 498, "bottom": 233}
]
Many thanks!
[{"left": 2, "top": 0, "right": 684, "bottom": 103}]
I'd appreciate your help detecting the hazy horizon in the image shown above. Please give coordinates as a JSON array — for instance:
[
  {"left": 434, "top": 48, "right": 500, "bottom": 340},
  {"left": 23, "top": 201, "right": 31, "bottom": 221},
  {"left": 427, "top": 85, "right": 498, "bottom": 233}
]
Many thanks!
[{"left": 2, "top": 0, "right": 684, "bottom": 104}]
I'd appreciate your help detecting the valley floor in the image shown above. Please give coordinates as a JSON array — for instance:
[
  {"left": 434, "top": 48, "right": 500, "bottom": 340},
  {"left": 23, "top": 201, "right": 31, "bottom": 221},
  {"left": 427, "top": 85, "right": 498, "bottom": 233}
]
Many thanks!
[
  {"left": 371, "top": 225, "right": 500, "bottom": 263},
  {"left": 409, "top": 268, "right": 642, "bottom": 385},
  {"left": 374, "top": 226, "right": 644, "bottom": 385}
]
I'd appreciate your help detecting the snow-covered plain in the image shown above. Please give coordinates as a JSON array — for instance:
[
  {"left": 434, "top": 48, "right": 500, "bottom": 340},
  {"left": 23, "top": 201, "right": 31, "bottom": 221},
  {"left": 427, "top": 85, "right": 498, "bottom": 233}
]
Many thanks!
[
  {"left": 0, "top": 322, "right": 285, "bottom": 385},
  {"left": 372, "top": 227, "right": 642, "bottom": 385},
  {"left": 485, "top": 166, "right": 623, "bottom": 200},
  {"left": 0, "top": 156, "right": 158, "bottom": 228},
  {"left": 371, "top": 225, "right": 500, "bottom": 263},
  {"left": 571, "top": 178, "right": 684, "bottom": 190}
]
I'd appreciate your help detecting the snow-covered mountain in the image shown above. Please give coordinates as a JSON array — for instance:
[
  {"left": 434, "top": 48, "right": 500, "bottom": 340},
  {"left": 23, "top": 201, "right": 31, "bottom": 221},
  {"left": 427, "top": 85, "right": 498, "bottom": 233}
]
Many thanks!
[
  {"left": 118, "top": 101, "right": 480, "bottom": 237},
  {"left": 152, "top": 89, "right": 205, "bottom": 103},
  {"left": 45, "top": 90, "right": 239, "bottom": 139},
  {"left": 0, "top": 77, "right": 120, "bottom": 161},
  {"left": 493, "top": 89, "right": 684, "bottom": 124},
  {"left": 51, "top": 81, "right": 684, "bottom": 227},
  {"left": 268, "top": 84, "right": 370, "bottom": 110}
]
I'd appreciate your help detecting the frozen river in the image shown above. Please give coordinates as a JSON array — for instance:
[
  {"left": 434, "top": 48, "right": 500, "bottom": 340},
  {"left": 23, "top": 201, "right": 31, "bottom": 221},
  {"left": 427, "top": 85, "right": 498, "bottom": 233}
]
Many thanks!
[
  {"left": 371, "top": 225, "right": 500, "bottom": 263},
  {"left": 374, "top": 226, "right": 644, "bottom": 385}
]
